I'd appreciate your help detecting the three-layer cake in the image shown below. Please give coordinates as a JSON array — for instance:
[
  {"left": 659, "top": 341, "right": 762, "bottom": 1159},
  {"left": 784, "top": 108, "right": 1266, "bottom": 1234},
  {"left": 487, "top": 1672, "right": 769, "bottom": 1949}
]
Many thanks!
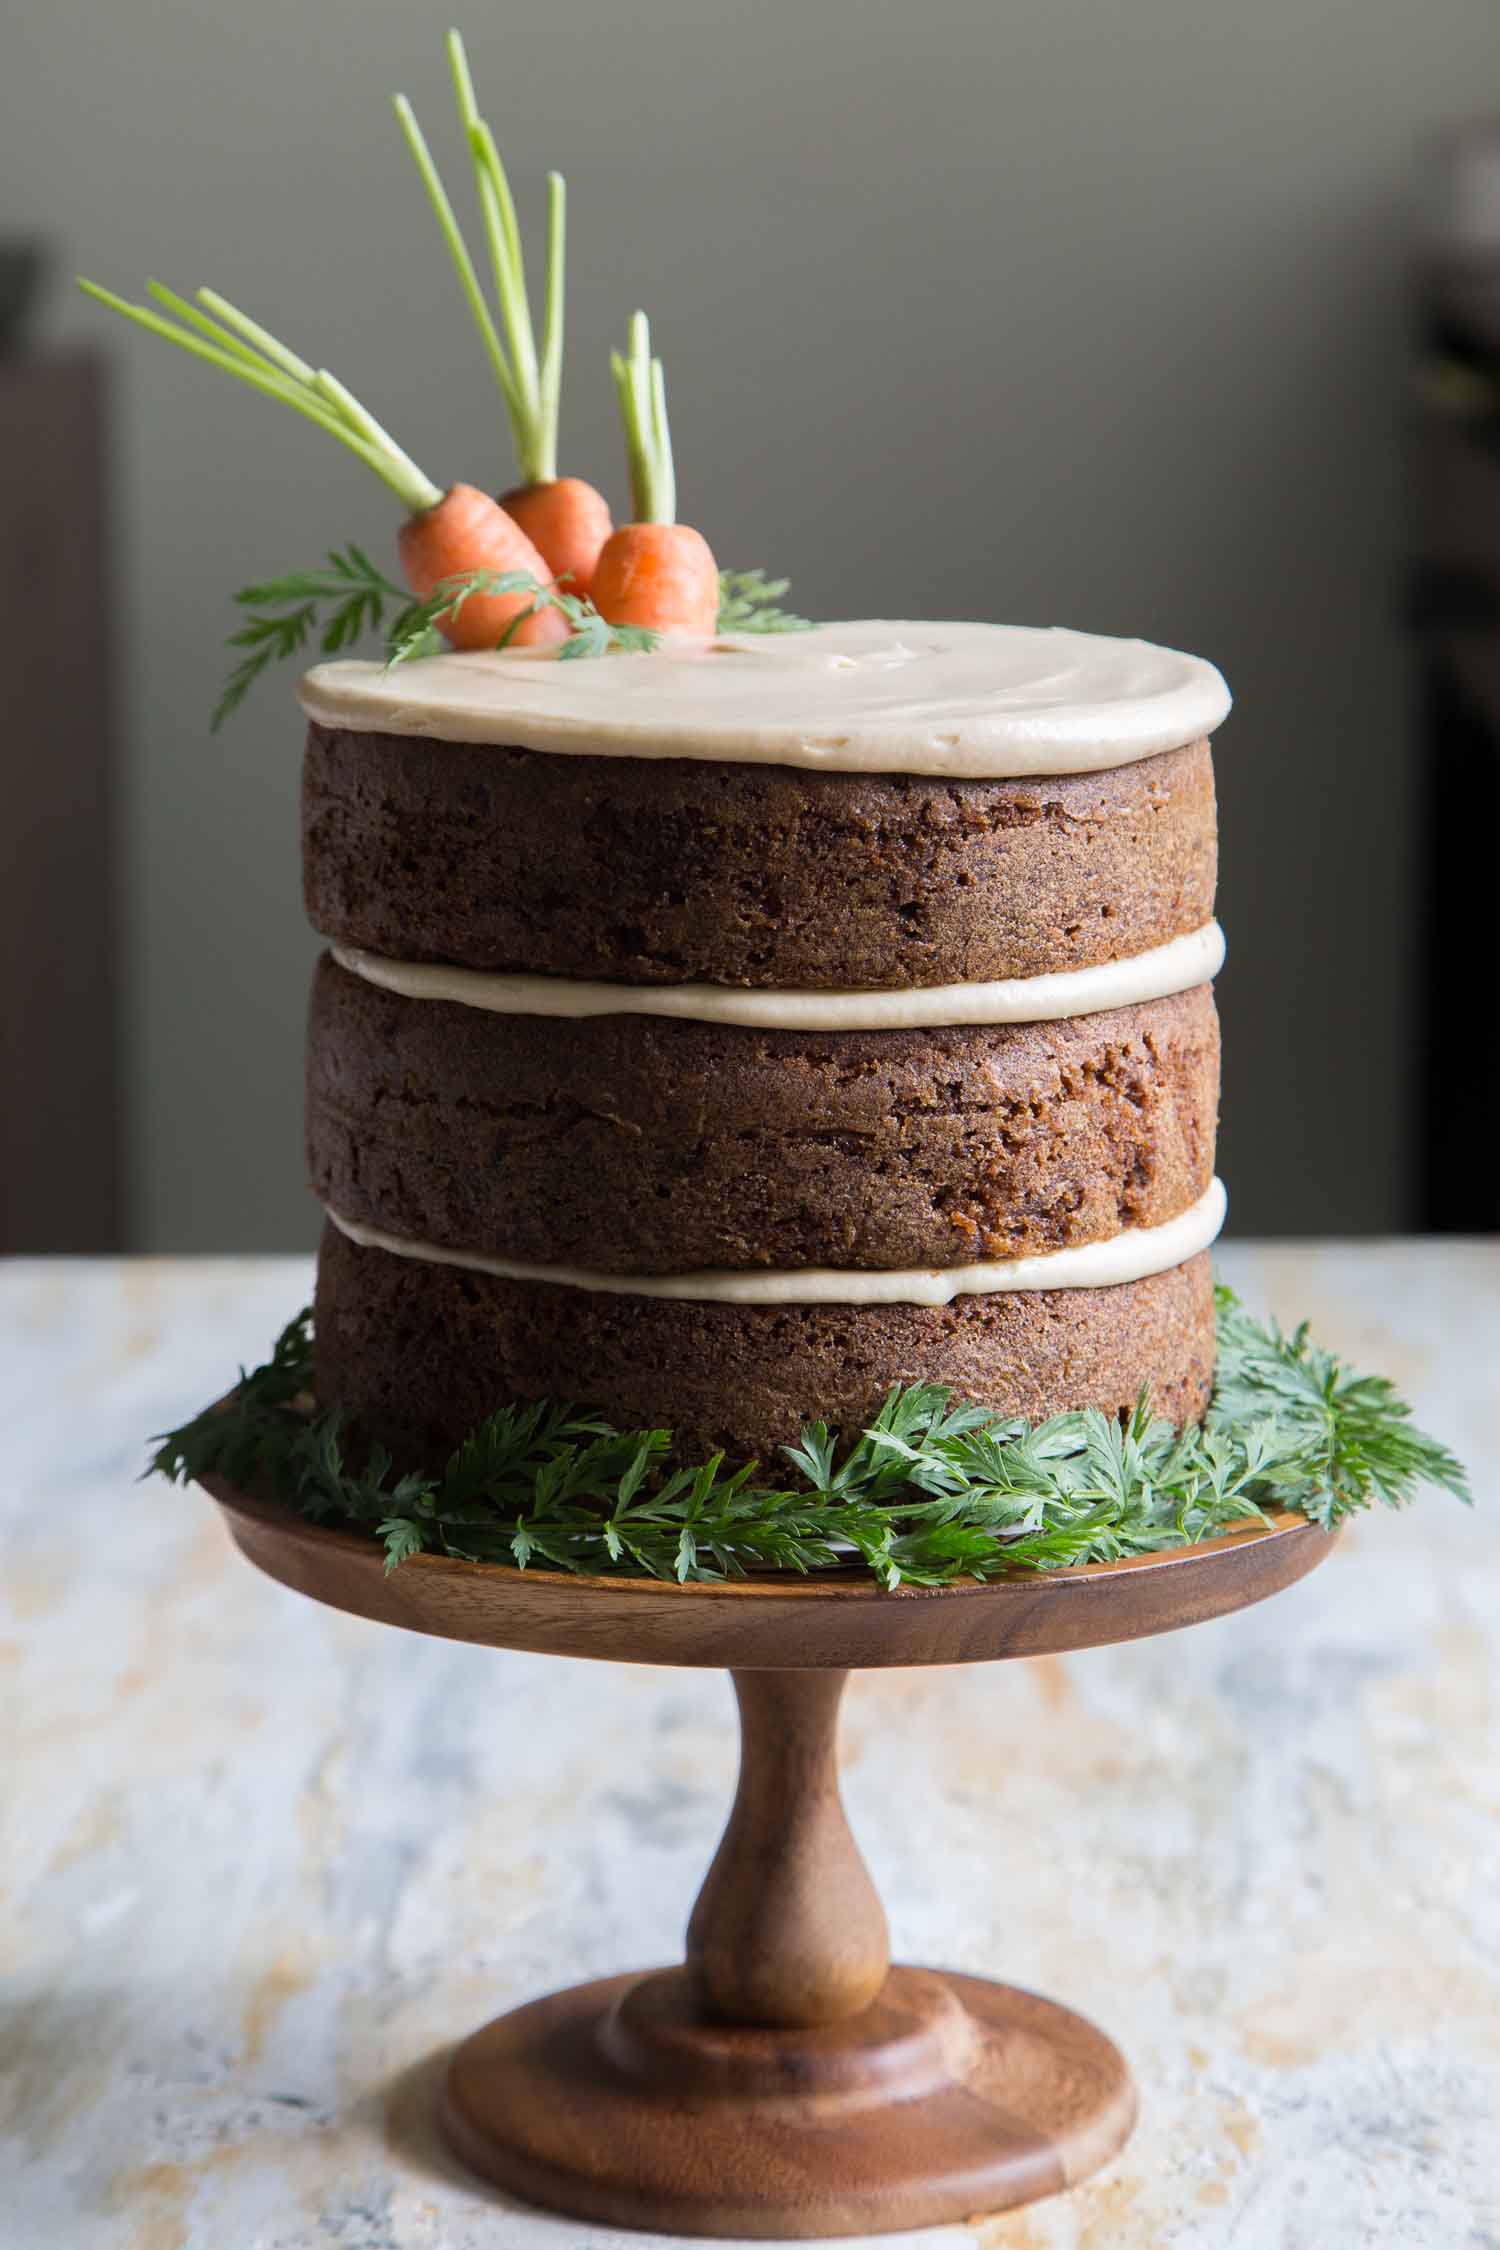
[{"left": 300, "top": 619, "right": 1229, "bottom": 1467}]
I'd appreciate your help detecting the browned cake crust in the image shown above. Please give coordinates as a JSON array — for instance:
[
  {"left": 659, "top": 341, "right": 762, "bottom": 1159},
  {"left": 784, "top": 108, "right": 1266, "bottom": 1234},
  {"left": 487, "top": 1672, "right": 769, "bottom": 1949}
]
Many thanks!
[
  {"left": 307, "top": 954, "right": 1219, "bottom": 1273},
  {"left": 302, "top": 725, "right": 1216, "bottom": 988},
  {"left": 312, "top": 1222, "right": 1216, "bottom": 1468}
]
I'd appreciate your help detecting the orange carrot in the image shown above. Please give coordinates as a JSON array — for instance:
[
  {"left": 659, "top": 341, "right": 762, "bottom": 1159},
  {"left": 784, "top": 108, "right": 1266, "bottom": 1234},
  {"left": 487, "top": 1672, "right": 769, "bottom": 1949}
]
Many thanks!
[
  {"left": 500, "top": 475, "right": 613, "bottom": 599},
  {"left": 593, "top": 522, "right": 718, "bottom": 636},
  {"left": 399, "top": 481, "right": 567, "bottom": 649},
  {"left": 593, "top": 311, "right": 719, "bottom": 637}
]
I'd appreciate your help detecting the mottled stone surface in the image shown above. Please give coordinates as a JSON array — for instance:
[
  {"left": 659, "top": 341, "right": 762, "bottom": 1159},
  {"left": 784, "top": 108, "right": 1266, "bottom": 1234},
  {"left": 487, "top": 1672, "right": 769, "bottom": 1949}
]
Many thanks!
[{"left": 1, "top": 1246, "right": 1496, "bottom": 2249}]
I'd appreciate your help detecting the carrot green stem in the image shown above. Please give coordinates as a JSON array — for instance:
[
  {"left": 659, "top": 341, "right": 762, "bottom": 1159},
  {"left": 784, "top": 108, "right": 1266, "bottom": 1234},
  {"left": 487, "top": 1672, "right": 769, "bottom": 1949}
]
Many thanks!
[
  {"left": 540, "top": 172, "right": 566, "bottom": 441},
  {"left": 446, "top": 30, "right": 483, "bottom": 145},
  {"left": 309, "top": 366, "right": 427, "bottom": 492},
  {"left": 411, "top": 29, "right": 560, "bottom": 487},
  {"left": 196, "top": 288, "right": 316, "bottom": 386},
  {"left": 610, "top": 310, "right": 675, "bottom": 523},
  {"left": 649, "top": 357, "right": 675, "bottom": 527},
  {"left": 468, "top": 123, "right": 541, "bottom": 417},
  {"left": 392, "top": 94, "right": 520, "bottom": 424},
  {"left": 144, "top": 282, "right": 270, "bottom": 372},
  {"left": 76, "top": 277, "right": 442, "bottom": 514},
  {"left": 472, "top": 123, "right": 528, "bottom": 324}
]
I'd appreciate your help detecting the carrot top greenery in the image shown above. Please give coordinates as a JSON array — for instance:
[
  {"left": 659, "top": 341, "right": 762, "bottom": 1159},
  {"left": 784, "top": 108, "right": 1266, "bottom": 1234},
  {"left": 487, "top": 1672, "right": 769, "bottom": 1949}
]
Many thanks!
[
  {"left": 611, "top": 309, "right": 678, "bottom": 527},
  {"left": 395, "top": 33, "right": 567, "bottom": 492},
  {"left": 150, "top": 1289, "right": 1469, "bottom": 1589},
  {"left": 211, "top": 553, "right": 658, "bottom": 730},
  {"left": 78, "top": 27, "right": 814, "bottom": 723},
  {"left": 75, "top": 278, "right": 443, "bottom": 514}
]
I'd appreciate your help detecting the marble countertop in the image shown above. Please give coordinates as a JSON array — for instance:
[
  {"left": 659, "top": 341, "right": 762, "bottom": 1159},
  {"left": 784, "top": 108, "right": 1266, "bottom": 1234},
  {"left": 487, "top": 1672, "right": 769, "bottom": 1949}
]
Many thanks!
[{"left": 2, "top": 1244, "right": 1497, "bottom": 2249}]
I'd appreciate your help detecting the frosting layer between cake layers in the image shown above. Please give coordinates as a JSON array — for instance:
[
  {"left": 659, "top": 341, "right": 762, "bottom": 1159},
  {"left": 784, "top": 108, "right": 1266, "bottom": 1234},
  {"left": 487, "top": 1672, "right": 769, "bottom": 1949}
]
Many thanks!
[
  {"left": 323, "top": 1180, "right": 1226, "bottom": 1304},
  {"left": 329, "top": 920, "right": 1224, "bottom": 1029},
  {"left": 299, "top": 619, "right": 1228, "bottom": 1462}
]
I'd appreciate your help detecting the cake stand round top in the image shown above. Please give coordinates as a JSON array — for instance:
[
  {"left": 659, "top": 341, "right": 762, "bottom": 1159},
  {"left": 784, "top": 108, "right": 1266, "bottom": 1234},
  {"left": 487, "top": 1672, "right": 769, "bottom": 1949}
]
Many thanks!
[{"left": 203, "top": 1478, "right": 1336, "bottom": 1670}]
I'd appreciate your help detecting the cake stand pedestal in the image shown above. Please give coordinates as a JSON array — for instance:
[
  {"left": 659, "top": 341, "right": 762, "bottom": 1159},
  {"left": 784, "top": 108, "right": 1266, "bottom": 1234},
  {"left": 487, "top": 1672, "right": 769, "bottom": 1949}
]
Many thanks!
[{"left": 205, "top": 1477, "right": 1334, "bottom": 2239}]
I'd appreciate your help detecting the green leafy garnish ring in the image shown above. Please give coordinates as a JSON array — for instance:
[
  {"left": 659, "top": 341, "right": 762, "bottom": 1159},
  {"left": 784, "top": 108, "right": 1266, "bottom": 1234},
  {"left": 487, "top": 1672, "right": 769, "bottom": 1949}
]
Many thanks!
[{"left": 151, "top": 1287, "right": 1467, "bottom": 1590}]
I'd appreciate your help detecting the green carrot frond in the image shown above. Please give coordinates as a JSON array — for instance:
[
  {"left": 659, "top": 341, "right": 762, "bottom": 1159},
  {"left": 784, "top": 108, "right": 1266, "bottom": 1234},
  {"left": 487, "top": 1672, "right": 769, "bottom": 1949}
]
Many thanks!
[
  {"left": 215, "top": 548, "right": 660, "bottom": 721},
  {"left": 385, "top": 568, "right": 661, "bottom": 668},
  {"left": 716, "top": 569, "right": 814, "bottom": 634},
  {"left": 149, "top": 1288, "right": 1470, "bottom": 1588},
  {"left": 610, "top": 309, "right": 675, "bottom": 524},
  {"left": 383, "top": 568, "right": 542, "bottom": 666},
  {"left": 213, "top": 547, "right": 405, "bottom": 729},
  {"left": 214, "top": 605, "right": 317, "bottom": 731},
  {"left": 547, "top": 586, "right": 660, "bottom": 660}
]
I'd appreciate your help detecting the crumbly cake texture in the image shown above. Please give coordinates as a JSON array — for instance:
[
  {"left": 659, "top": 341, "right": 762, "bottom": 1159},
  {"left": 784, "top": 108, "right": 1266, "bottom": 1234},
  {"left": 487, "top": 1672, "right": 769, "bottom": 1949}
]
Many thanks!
[
  {"left": 313, "top": 1221, "right": 1217, "bottom": 1467},
  {"left": 302, "top": 725, "right": 1216, "bottom": 988},
  {"left": 307, "top": 953, "right": 1219, "bottom": 1273}
]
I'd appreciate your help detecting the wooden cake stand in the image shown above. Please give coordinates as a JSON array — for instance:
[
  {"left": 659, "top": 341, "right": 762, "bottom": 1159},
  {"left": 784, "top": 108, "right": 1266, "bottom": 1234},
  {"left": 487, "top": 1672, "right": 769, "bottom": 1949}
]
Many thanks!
[{"left": 205, "top": 1475, "right": 1335, "bottom": 2239}]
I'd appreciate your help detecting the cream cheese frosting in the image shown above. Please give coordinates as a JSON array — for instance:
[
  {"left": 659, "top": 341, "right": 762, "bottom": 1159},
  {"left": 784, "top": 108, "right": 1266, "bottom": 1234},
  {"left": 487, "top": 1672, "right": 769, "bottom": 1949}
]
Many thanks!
[
  {"left": 331, "top": 921, "right": 1225, "bottom": 1031},
  {"left": 299, "top": 619, "right": 1230, "bottom": 779},
  {"left": 325, "top": 1178, "right": 1226, "bottom": 1307}
]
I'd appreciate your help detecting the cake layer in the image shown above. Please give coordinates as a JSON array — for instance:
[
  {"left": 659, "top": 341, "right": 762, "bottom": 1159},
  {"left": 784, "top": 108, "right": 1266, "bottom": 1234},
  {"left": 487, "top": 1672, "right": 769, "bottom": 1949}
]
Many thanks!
[
  {"left": 307, "top": 955, "right": 1219, "bottom": 1273},
  {"left": 312, "top": 1221, "right": 1217, "bottom": 1466},
  {"left": 302, "top": 728, "right": 1216, "bottom": 987}
]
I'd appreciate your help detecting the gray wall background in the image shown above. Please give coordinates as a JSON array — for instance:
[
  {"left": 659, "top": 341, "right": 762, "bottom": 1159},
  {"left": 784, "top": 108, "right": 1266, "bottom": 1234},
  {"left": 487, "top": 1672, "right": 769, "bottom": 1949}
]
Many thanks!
[{"left": 7, "top": 0, "right": 1494, "bottom": 1251}]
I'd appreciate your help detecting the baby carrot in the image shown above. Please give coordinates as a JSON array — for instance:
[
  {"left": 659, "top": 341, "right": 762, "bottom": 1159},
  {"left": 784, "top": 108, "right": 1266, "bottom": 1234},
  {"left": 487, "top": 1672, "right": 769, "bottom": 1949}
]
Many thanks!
[
  {"left": 499, "top": 476, "right": 614, "bottom": 601},
  {"left": 592, "top": 312, "right": 719, "bottom": 636},
  {"left": 590, "top": 521, "right": 719, "bottom": 638},
  {"left": 398, "top": 483, "right": 566, "bottom": 648}
]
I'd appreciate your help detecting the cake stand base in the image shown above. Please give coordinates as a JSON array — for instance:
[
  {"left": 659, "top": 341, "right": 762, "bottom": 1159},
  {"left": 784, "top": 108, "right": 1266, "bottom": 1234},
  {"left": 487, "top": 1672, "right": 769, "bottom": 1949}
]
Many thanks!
[
  {"left": 207, "top": 1476, "right": 1335, "bottom": 2239},
  {"left": 440, "top": 1963, "right": 1135, "bottom": 2239}
]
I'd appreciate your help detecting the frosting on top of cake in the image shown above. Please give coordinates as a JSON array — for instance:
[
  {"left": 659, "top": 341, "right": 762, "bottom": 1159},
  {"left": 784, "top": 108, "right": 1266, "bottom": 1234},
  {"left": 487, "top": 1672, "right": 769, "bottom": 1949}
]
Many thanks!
[{"left": 299, "top": 619, "right": 1230, "bottom": 778}]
